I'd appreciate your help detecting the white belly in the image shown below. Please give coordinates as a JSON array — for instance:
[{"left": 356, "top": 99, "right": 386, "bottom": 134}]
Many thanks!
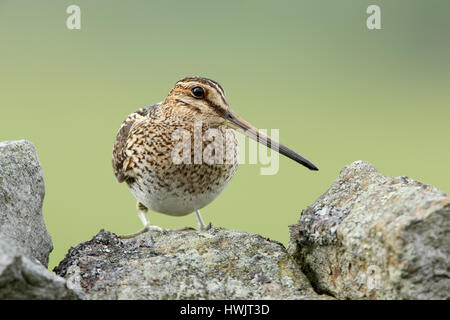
[{"left": 129, "top": 179, "right": 231, "bottom": 216}]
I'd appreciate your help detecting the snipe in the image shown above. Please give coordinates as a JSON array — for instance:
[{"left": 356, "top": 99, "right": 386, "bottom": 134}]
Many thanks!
[{"left": 112, "top": 76, "right": 318, "bottom": 239}]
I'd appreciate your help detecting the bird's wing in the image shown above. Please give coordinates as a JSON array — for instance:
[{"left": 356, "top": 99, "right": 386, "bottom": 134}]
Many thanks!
[{"left": 112, "top": 103, "right": 160, "bottom": 183}]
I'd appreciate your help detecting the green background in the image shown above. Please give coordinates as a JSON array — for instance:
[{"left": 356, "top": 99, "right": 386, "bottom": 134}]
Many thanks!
[{"left": 1, "top": 1, "right": 449, "bottom": 270}]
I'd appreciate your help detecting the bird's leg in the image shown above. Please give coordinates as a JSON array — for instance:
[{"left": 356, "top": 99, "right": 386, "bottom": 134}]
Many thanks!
[
  {"left": 195, "top": 210, "right": 212, "bottom": 231},
  {"left": 119, "top": 202, "right": 166, "bottom": 239}
]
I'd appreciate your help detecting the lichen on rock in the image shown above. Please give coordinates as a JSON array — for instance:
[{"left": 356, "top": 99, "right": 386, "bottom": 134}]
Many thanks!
[
  {"left": 54, "top": 228, "right": 330, "bottom": 300},
  {"left": 288, "top": 160, "right": 450, "bottom": 300}
]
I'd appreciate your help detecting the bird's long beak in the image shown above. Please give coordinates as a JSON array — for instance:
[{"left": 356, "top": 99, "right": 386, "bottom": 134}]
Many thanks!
[{"left": 224, "top": 110, "right": 318, "bottom": 171}]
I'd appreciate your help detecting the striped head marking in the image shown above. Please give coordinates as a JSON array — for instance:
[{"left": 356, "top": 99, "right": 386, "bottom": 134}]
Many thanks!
[{"left": 166, "top": 76, "right": 230, "bottom": 125}]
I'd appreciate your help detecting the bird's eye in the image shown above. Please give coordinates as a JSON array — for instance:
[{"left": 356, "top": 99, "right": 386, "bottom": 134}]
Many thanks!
[{"left": 191, "top": 86, "right": 205, "bottom": 98}]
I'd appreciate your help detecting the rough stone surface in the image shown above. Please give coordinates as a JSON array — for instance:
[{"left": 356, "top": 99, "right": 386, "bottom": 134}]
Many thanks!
[
  {"left": 0, "top": 140, "right": 52, "bottom": 267},
  {"left": 288, "top": 160, "right": 450, "bottom": 300},
  {"left": 0, "top": 238, "right": 82, "bottom": 299},
  {"left": 2, "top": 140, "right": 446, "bottom": 300},
  {"left": 54, "top": 228, "right": 331, "bottom": 300}
]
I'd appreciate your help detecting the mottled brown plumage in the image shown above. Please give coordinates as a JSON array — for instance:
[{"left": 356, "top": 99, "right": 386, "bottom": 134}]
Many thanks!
[
  {"left": 112, "top": 76, "right": 318, "bottom": 238},
  {"left": 113, "top": 103, "right": 160, "bottom": 184}
]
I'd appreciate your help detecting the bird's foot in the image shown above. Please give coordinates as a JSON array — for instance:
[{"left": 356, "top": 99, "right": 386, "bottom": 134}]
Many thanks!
[
  {"left": 199, "top": 222, "right": 213, "bottom": 232},
  {"left": 119, "top": 224, "right": 168, "bottom": 240},
  {"left": 194, "top": 210, "right": 212, "bottom": 231}
]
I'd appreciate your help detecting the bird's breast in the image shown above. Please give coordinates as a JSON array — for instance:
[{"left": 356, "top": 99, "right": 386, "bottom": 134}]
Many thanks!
[{"left": 125, "top": 123, "right": 239, "bottom": 215}]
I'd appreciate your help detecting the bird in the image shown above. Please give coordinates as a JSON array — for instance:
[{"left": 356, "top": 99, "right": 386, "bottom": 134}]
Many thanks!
[{"left": 112, "top": 76, "right": 318, "bottom": 239}]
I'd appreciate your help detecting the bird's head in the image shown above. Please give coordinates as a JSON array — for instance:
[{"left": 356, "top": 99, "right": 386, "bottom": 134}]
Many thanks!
[
  {"left": 166, "top": 76, "right": 231, "bottom": 126},
  {"left": 165, "top": 76, "right": 318, "bottom": 171}
]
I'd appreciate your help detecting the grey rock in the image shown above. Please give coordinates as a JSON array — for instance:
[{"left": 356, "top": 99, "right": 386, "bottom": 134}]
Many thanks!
[
  {"left": 288, "top": 160, "right": 450, "bottom": 300},
  {"left": 54, "top": 228, "right": 332, "bottom": 300},
  {"left": 0, "top": 140, "right": 81, "bottom": 299},
  {"left": 0, "top": 238, "right": 83, "bottom": 299},
  {"left": 0, "top": 140, "right": 52, "bottom": 267}
]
